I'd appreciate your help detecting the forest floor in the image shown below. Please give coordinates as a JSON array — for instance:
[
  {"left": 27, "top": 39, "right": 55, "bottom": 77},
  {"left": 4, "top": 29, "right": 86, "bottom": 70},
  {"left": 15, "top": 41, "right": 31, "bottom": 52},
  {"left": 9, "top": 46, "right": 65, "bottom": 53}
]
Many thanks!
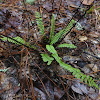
[{"left": 0, "top": 0, "right": 100, "bottom": 100}]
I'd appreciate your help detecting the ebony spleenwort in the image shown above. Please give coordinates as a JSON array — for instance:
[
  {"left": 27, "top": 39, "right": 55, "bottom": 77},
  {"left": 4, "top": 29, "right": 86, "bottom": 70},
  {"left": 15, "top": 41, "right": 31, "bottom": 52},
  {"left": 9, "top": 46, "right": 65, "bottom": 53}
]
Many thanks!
[
  {"left": 0, "top": 35, "right": 37, "bottom": 49},
  {"left": 35, "top": 12, "right": 45, "bottom": 35},
  {"left": 38, "top": 12, "right": 98, "bottom": 89},
  {"left": 0, "top": 10, "right": 99, "bottom": 89}
]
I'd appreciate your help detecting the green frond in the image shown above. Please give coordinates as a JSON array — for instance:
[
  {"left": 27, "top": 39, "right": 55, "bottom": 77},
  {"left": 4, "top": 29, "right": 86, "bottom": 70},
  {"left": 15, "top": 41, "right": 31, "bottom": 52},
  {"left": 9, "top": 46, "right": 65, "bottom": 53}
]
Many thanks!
[
  {"left": 50, "top": 19, "right": 75, "bottom": 45},
  {"left": 58, "top": 43, "right": 77, "bottom": 48},
  {"left": 46, "top": 45, "right": 57, "bottom": 54},
  {"left": 88, "top": 77, "right": 93, "bottom": 86},
  {"left": 50, "top": 14, "right": 55, "bottom": 41},
  {"left": 81, "top": 74, "right": 86, "bottom": 82},
  {"left": 52, "top": 54, "right": 62, "bottom": 63},
  {"left": 0, "top": 35, "right": 26, "bottom": 45},
  {"left": 41, "top": 54, "right": 54, "bottom": 65},
  {"left": 35, "top": 12, "right": 45, "bottom": 35},
  {"left": 44, "top": 44, "right": 99, "bottom": 89},
  {"left": 85, "top": 76, "right": 89, "bottom": 84},
  {"left": 64, "top": 19, "right": 76, "bottom": 34},
  {"left": 0, "top": 35, "right": 36, "bottom": 49},
  {"left": 50, "top": 29, "right": 64, "bottom": 45}
]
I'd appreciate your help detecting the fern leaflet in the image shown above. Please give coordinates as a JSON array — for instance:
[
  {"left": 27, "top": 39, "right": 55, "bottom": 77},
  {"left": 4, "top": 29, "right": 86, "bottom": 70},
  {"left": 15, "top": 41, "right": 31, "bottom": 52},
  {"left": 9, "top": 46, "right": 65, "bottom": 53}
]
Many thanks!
[
  {"left": 46, "top": 45, "right": 57, "bottom": 54},
  {"left": 50, "top": 19, "right": 76, "bottom": 45},
  {"left": 0, "top": 35, "right": 36, "bottom": 49},
  {"left": 41, "top": 54, "right": 54, "bottom": 65},
  {"left": 50, "top": 29, "right": 64, "bottom": 45},
  {"left": 35, "top": 12, "right": 45, "bottom": 35},
  {"left": 58, "top": 43, "right": 77, "bottom": 48},
  {"left": 50, "top": 14, "right": 55, "bottom": 41},
  {"left": 45, "top": 45, "right": 99, "bottom": 89}
]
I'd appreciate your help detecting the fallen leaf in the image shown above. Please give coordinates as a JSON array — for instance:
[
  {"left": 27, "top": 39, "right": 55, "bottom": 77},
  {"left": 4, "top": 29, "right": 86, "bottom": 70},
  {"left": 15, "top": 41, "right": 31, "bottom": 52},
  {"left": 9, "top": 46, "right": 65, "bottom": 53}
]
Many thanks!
[
  {"left": 82, "top": 0, "right": 94, "bottom": 5},
  {"left": 79, "top": 36, "right": 88, "bottom": 42},
  {"left": 71, "top": 85, "right": 83, "bottom": 95},
  {"left": 71, "top": 80, "right": 88, "bottom": 95}
]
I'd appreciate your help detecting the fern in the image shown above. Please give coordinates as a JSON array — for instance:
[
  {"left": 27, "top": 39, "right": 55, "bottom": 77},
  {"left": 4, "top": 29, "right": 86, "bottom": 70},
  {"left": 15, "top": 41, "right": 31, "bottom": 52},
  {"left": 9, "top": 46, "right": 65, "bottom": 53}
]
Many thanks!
[
  {"left": 64, "top": 19, "right": 75, "bottom": 34},
  {"left": 35, "top": 12, "right": 76, "bottom": 45},
  {"left": 58, "top": 43, "right": 77, "bottom": 48},
  {"left": 45, "top": 45, "right": 99, "bottom": 89},
  {"left": 50, "top": 19, "right": 76, "bottom": 45},
  {"left": 50, "top": 14, "right": 55, "bottom": 41},
  {"left": 35, "top": 12, "right": 45, "bottom": 35},
  {"left": 0, "top": 35, "right": 37, "bottom": 49},
  {"left": 41, "top": 54, "right": 54, "bottom": 65},
  {"left": 46, "top": 45, "right": 57, "bottom": 54},
  {"left": 0, "top": 35, "right": 26, "bottom": 45},
  {"left": 50, "top": 29, "right": 64, "bottom": 45},
  {"left": 1, "top": 11, "right": 98, "bottom": 89}
]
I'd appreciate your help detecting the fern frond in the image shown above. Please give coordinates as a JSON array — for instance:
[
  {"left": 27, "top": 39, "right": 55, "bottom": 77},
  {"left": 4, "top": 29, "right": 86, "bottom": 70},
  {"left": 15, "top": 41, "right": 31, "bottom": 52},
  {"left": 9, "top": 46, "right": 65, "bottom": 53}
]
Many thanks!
[
  {"left": 45, "top": 45, "right": 99, "bottom": 89},
  {"left": 0, "top": 35, "right": 26, "bottom": 45},
  {"left": 50, "top": 19, "right": 76, "bottom": 45},
  {"left": 52, "top": 54, "right": 62, "bottom": 63},
  {"left": 60, "top": 61, "right": 99, "bottom": 89},
  {"left": 50, "top": 29, "right": 64, "bottom": 45},
  {"left": 64, "top": 19, "right": 75, "bottom": 34},
  {"left": 0, "top": 35, "right": 36, "bottom": 49},
  {"left": 50, "top": 14, "right": 55, "bottom": 41},
  {"left": 58, "top": 43, "right": 77, "bottom": 48},
  {"left": 41, "top": 54, "right": 54, "bottom": 65},
  {"left": 46, "top": 45, "right": 57, "bottom": 54},
  {"left": 35, "top": 12, "right": 45, "bottom": 35}
]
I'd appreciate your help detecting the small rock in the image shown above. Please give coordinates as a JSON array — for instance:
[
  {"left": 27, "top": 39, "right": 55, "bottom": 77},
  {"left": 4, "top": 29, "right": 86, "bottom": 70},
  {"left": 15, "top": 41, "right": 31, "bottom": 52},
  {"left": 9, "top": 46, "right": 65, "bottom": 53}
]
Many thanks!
[{"left": 96, "top": 88, "right": 100, "bottom": 100}]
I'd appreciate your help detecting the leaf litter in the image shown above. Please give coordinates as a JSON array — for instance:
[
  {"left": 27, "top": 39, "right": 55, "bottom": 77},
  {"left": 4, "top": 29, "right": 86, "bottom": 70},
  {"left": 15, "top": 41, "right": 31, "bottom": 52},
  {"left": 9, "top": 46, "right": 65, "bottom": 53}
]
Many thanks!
[{"left": 0, "top": 0, "right": 100, "bottom": 100}]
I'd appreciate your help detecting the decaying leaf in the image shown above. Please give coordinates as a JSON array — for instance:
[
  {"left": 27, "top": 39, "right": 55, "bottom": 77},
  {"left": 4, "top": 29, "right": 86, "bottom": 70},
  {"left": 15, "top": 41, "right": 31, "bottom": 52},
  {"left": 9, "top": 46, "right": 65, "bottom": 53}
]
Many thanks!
[
  {"left": 79, "top": 36, "right": 88, "bottom": 42},
  {"left": 82, "top": 0, "right": 94, "bottom": 5}
]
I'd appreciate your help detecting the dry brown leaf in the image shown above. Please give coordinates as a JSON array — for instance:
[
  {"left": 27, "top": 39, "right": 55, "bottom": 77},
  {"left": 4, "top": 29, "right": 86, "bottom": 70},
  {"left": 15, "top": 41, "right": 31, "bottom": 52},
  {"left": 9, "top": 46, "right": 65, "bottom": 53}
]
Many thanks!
[
  {"left": 82, "top": 0, "right": 94, "bottom": 5},
  {"left": 79, "top": 36, "right": 88, "bottom": 42}
]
